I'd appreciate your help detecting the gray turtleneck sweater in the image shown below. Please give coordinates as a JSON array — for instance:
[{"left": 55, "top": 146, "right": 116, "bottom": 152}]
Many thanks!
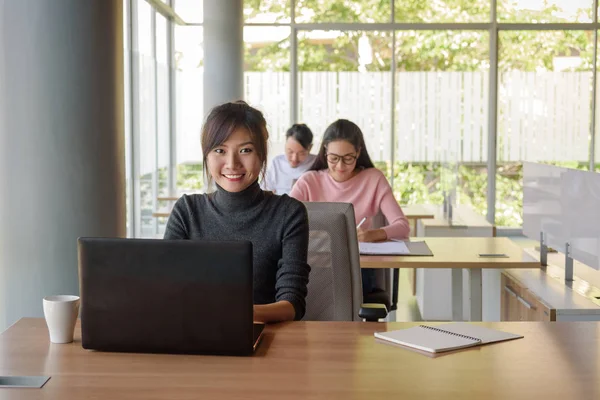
[{"left": 163, "top": 181, "right": 310, "bottom": 320}]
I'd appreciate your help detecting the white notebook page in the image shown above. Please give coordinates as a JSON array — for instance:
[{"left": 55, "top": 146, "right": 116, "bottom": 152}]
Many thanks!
[
  {"left": 359, "top": 241, "right": 410, "bottom": 255},
  {"left": 374, "top": 326, "right": 479, "bottom": 353},
  {"left": 374, "top": 323, "right": 523, "bottom": 353}
]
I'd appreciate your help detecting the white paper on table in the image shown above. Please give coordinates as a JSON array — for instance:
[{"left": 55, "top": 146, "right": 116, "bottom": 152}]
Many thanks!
[{"left": 358, "top": 241, "right": 410, "bottom": 255}]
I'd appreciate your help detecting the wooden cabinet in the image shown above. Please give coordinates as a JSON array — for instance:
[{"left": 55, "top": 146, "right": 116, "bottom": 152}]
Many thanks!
[
  {"left": 520, "top": 288, "right": 554, "bottom": 321},
  {"left": 501, "top": 273, "right": 521, "bottom": 321},
  {"left": 501, "top": 272, "right": 555, "bottom": 321}
]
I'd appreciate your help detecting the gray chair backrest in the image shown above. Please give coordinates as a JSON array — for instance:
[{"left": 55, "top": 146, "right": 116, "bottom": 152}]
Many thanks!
[{"left": 302, "top": 202, "right": 363, "bottom": 321}]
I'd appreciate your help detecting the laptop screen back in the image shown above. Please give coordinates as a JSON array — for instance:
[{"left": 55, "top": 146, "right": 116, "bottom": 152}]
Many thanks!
[{"left": 78, "top": 238, "right": 255, "bottom": 355}]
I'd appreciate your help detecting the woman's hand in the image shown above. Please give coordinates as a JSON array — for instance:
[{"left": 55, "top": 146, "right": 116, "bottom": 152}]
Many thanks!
[
  {"left": 357, "top": 228, "right": 387, "bottom": 243},
  {"left": 253, "top": 301, "right": 295, "bottom": 323},
  {"left": 357, "top": 228, "right": 371, "bottom": 242}
]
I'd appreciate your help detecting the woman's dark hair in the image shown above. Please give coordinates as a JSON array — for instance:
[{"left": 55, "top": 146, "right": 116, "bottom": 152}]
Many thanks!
[
  {"left": 285, "top": 123, "right": 313, "bottom": 150},
  {"left": 201, "top": 100, "right": 269, "bottom": 186},
  {"left": 309, "top": 119, "right": 375, "bottom": 171}
]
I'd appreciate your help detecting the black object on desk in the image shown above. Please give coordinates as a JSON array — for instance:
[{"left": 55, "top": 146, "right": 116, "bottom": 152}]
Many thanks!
[{"left": 477, "top": 253, "right": 509, "bottom": 258}]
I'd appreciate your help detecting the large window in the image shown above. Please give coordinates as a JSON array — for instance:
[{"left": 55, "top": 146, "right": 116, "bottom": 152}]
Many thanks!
[
  {"left": 244, "top": 25, "right": 291, "bottom": 157},
  {"left": 498, "top": 0, "right": 593, "bottom": 23},
  {"left": 126, "top": 0, "right": 600, "bottom": 236},
  {"left": 127, "top": 0, "right": 204, "bottom": 237},
  {"left": 174, "top": 25, "right": 204, "bottom": 196},
  {"left": 497, "top": 29, "right": 593, "bottom": 225},
  {"left": 394, "top": 30, "right": 489, "bottom": 208},
  {"left": 297, "top": 30, "right": 393, "bottom": 178},
  {"left": 395, "top": 1, "right": 490, "bottom": 23},
  {"left": 295, "top": 0, "right": 391, "bottom": 23},
  {"left": 132, "top": 0, "right": 160, "bottom": 238}
]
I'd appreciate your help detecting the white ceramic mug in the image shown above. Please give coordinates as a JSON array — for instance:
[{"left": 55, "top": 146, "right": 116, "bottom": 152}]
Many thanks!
[{"left": 42, "top": 295, "right": 80, "bottom": 344}]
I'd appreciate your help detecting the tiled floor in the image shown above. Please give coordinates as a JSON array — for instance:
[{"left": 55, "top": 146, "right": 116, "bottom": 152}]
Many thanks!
[{"left": 392, "top": 236, "right": 536, "bottom": 322}]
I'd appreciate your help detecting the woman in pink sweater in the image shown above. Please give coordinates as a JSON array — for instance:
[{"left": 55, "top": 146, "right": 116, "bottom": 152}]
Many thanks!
[{"left": 290, "top": 119, "right": 409, "bottom": 296}]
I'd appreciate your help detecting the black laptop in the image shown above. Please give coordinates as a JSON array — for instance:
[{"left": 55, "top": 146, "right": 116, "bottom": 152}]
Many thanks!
[{"left": 77, "top": 238, "right": 264, "bottom": 356}]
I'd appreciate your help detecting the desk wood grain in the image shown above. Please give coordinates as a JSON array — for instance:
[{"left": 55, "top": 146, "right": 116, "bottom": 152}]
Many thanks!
[
  {"left": 360, "top": 237, "right": 541, "bottom": 269},
  {"left": 1, "top": 319, "right": 599, "bottom": 399}
]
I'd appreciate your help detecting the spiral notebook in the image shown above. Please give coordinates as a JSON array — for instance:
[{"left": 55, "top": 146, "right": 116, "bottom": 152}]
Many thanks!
[{"left": 374, "top": 323, "right": 523, "bottom": 354}]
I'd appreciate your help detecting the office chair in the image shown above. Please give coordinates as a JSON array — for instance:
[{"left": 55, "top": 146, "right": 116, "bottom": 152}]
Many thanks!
[
  {"left": 302, "top": 202, "right": 388, "bottom": 322},
  {"left": 364, "top": 211, "right": 396, "bottom": 311}
]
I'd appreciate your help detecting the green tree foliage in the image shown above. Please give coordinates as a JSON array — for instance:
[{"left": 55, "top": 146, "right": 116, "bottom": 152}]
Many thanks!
[
  {"left": 239, "top": 1, "right": 594, "bottom": 226},
  {"left": 244, "top": 0, "right": 592, "bottom": 72}
]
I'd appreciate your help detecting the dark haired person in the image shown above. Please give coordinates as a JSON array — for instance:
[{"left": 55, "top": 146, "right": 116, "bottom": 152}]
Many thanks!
[
  {"left": 290, "top": 119, "right": 409, "bottom": 296},
  {"left": 164, "top": 101, "right": 310, "bottom": 323},
  {"left": 263, "top": 123, "right": 316, "bottom": 195}
]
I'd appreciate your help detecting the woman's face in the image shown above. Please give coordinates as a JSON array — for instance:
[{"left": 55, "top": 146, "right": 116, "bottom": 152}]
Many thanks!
[
  {"left": 285, "top": 137, "right": 311, "bottom": 168},
  {"left": 325, "top": 140, "right": 360, "bottom": 183},
  {"left": 207, "top": 128, "right": 262, "bottom": 192}
]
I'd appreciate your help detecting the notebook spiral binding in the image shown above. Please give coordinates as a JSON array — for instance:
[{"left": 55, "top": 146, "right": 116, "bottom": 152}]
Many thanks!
[{"left": 419, "top": 325, "right": 482, "bottom": 343}]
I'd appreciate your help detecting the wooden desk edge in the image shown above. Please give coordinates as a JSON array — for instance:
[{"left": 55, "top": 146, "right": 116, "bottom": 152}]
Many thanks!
[{"left": 360, "top": 258, "right": 541, "bottom": 269}]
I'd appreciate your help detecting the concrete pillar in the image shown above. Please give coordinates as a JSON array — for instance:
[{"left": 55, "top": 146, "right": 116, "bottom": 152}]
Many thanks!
[
  {"left": 0, "top": 0, "right": 126, "bottom": 331},
  {"left": 203, "top": 0, "right": 243, "bottom": 115}
]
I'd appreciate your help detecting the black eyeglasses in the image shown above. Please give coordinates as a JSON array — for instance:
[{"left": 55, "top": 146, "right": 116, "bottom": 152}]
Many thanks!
[{"left": 326, "top": 153, "right": 358, "bottom": 165}]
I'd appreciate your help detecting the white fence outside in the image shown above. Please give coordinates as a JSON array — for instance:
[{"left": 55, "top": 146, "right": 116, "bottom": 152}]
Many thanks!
[{"left": 171, "top": 70, "right": 593, "bottom": 167}]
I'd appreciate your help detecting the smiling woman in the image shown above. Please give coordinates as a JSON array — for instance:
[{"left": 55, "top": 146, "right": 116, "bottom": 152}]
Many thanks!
[
  {"left": 164, "top": 101, "right": 311, "bottom": 323},
  {"left": 206, "top": 127, "right": 263, "bottom": 192},
  {"left": 202, "top": 101, "right": 268, "bottom": 192}
]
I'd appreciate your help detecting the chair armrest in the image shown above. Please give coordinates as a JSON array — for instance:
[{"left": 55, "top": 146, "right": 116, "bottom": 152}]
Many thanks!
[{"left": 358, "top": 303, "right": 388, "bottom": 322}]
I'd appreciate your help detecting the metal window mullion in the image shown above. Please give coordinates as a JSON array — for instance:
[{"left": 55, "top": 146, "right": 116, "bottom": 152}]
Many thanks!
[
  {"left": 131, "top": 0, "right": 143, "bottom": 238},
  {"left": 168, "top": 0, "right": 177, "bottom": 196},
  {"left": 591, "top": 0, "right": 599, "bottom": 170},
  {"left": 390, "top": 26, "right": 396, "bottom": 189},
  {"left": 244, "top": 22, "right": 600, "bottom": 31},
  {"left": 291, "top": 0, "right": 298, "bottom": 124},
  {"left": 290, "top": 22, "right": 492, "bottom": 30},
  {"left": 498, "top": 22, "right": 600, "bottom": 30},
  {"left": 151, "top": 5, "right": 159, "bottom": 236},
  {"left": 126, "top": 0, "right": 137, "bottom": 238},
  {"left": 487, "top": 0, "right": 499, "bottom": 225}
]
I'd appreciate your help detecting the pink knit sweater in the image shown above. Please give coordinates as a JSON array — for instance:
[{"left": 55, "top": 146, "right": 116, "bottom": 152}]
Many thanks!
[{"left": 289, "top": 168, "right": 410, "bottom": 239}]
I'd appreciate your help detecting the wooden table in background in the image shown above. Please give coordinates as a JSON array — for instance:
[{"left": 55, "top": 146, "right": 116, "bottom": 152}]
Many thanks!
[
  {"left": 157, "top": 196, "right": 180, "bottom": 202},
  {"left": 401, "top": 203, "right": 439, "bottom": 221},
  {"left": 360, "top": 237, "right": 540, "bottom": 321},
  {"left": 1, "top": 318, "right": 598, "bottom": 400}
]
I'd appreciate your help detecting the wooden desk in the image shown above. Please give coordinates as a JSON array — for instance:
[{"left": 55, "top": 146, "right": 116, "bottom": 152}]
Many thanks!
[
  {"left": 414, "top": 206, "right": 496, "bottom": 320},
  {"left": 1, "top": 319, "right": 598, "bottom": 400},
  {"left": 400, "top": 204, "right": 439, "bottom": 238},
  {"left": 360, "top": 237, "right": 540, "bottom": 321},
  {"left": 401, "top": 204, "right": 439, "bottom": 220},
  {"left": 417, "top": 204, "right": 493, "bottom": 236},
  {"left": 157, "top": 196, "right": 180, "bottom": 202},
  {"left": 153, "top": 197, "right": 179, "bottom": 218}
]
